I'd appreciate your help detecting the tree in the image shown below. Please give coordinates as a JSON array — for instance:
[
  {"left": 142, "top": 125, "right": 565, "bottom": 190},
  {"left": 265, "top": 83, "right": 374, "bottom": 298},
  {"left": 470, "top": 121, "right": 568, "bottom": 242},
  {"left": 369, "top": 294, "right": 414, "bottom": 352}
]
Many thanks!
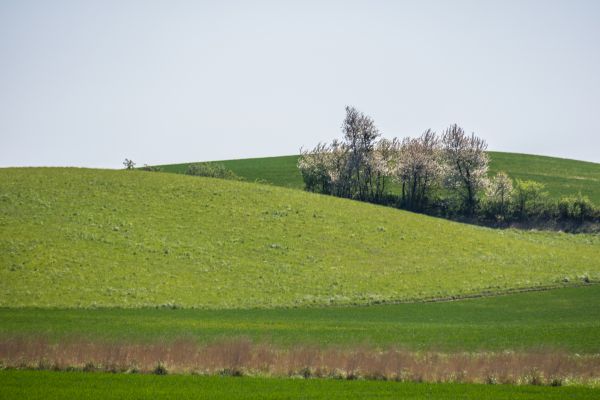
[
  {"left": 442, "top": 125, "right": 489, "bottom": 216},
  {"left": 123, "top": 158, "right": 136, "bottom": 170},
  {"left": 298, "top": 143, "right": 334, "bottom": 194},
  {"left": 371, "top": 138, "right": 400, "bottom": 202},
  {"left": 327, "top": 139, "right": 351, "bottom": 197},
  {"left": 395, "top": 130, "right": 442, "bottom": 211},
  {"left": 299, "top": 106, "right": 383, "bottom": 201},
  {"left": 485, "top": 171, "right": 513, "bottom": 220},
  {"left": 341, "top": 106, "right": 380, "bottom": 200}
]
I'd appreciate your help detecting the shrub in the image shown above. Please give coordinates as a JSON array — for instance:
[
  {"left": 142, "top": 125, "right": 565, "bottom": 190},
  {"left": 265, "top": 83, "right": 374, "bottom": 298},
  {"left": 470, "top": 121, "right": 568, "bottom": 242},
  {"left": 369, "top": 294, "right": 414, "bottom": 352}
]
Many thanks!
[
  {"left": 558, "top": 194, "right": 597, "bottom": 222},
  {"left": 185, "top": 163, "right": 240, "bottom": 180},
  {"left": 511, "top": 180, "right": 549, "bottom": 220}
]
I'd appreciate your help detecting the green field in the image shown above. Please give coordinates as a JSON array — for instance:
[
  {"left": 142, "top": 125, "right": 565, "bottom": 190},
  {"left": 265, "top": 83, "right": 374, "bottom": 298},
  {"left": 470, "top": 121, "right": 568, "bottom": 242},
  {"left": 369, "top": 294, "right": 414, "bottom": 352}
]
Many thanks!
[
  {"left": 1, "top": 160, "right": 600, "bottom": 394},
  {"left": 1, "top": 168, "right": 599, "bottom": 308},
  {"left": 1, "top": 286, "right": 599, "bottom": 352},
  {"left": 158, "top": 152, "right": 600, "bottom": 203},
  {"left": 1, "top": 370, "right": 598, "bottom": 400},
  {"left": 160, "top": 154, "right": 303, "bottom": 188}
]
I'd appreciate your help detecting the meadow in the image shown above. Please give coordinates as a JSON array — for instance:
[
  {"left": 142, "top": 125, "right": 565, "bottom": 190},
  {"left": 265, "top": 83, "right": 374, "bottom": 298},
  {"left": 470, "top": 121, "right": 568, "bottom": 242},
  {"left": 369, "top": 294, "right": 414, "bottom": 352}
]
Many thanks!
[
  {"left": 158, "top": 152, "right": 600, "bottom": 203},
  {"left": 1, "top": 286, "right": 599, "bottom": 352},
  {"left": 3, "top": 370, "right": 599, "bottom": 400},
  {"left": 1, "top": 168, "right": 599, "bottom": 308},
  {"left": 1, "top": 157, "right": 600, "bottom": 393}
]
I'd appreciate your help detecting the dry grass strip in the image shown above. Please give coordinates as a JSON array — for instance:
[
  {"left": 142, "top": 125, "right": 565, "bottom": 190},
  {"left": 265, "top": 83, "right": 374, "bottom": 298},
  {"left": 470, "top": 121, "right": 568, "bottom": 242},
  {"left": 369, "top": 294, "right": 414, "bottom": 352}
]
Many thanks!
[{"left": 1, "top": 337, "right": 599, "bottom": 386}]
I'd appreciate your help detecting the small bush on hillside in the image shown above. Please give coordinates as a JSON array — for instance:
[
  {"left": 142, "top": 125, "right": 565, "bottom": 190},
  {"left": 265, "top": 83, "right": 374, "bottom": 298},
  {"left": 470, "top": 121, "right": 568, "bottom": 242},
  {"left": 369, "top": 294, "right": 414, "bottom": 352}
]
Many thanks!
[
  {"left": 558, "top": 194, "right": 597, "bottom": 222},
  {"left": 512, "top": 179, "right": 549, "bottom": 220},
  {"left": 185, "top": 162, "right": 240, "bottom": 180}
]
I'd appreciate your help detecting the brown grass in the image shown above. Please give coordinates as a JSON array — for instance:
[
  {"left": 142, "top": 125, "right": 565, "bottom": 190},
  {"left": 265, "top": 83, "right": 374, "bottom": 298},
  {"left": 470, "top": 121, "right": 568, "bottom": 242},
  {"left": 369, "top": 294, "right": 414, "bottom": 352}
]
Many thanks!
[{"left": 1, "top": 337, "right": 599, "bottom": 385}]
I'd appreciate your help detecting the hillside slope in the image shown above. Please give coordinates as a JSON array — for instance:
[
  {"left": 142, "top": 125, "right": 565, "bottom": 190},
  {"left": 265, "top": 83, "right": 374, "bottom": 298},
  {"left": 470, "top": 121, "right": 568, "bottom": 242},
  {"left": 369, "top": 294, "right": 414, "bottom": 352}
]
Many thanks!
[
  {"left": 1, "top": 168, "right": 599, "bottom": 308},
  {"left": 159, "top": 152, "right": 600, "bottom": 202}
]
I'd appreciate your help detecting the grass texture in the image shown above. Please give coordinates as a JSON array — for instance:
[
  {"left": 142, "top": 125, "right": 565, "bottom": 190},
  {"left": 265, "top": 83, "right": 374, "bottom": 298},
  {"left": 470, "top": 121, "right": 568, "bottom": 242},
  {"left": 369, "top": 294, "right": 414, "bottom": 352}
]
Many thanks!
[
  {"left": 1, "top": 167, "right": 599, "bottom": 308},
  {"left": 1, "top": 370, "right": 599, "bottom": 400},
  {"left": 1, "top": 286, "right": 599, "bottom": 352},
  {"left": 159, "top": 152, "right": 600, "bottom": 202}
]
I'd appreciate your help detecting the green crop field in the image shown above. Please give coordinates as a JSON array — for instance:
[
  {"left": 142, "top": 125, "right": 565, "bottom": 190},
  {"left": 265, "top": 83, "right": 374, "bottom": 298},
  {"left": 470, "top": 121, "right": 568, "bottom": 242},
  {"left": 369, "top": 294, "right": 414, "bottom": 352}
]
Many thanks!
[
  {"left": 160, "top": 154, "right": 303, "bottom": 189},
  {"left": 158, "top": 152, "right": 600, "bottom": 203},
  {"left": 1, "top": 168, "right": 599, "bottom": 308},
  {"left": 1, "top": 370, "right": 598, "bottom": 400},
  {"left": 488, "top": 152, "right": 600, "bottom": 202},
  {"left": 1, "top": 286, "right": 599, "bottom": 353}
]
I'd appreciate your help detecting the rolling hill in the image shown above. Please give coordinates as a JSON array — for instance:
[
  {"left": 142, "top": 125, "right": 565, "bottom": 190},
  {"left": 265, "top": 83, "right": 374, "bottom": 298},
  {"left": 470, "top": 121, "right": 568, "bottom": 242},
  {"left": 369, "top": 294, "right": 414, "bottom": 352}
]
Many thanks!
[
  {"left": 1, "top": 167, "right": 598, "bottom": 308},
  {"left": 159, "top": 152, "right": 600, "bottom": 203}
]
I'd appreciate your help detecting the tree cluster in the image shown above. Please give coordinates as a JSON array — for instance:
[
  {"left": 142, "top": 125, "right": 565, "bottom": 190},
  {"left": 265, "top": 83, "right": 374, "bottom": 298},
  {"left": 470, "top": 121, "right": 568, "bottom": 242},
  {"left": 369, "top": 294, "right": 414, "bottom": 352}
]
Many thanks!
[{"left": 299, "top": 107, "right": 599, "bottom": 228}]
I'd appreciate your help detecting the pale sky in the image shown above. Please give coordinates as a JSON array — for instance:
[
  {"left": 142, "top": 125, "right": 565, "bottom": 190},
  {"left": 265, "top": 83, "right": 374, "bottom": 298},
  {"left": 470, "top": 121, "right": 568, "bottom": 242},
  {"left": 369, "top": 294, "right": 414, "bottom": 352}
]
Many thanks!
[{"left": 1, "top": 0, "right": 599, "bottom": 168}]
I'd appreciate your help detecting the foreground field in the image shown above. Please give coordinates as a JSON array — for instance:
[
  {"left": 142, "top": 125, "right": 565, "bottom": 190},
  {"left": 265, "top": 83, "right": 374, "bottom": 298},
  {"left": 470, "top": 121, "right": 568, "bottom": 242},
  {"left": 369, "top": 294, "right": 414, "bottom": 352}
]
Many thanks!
[
  {"left": 159, "top": 152, "right": 600, "bottom": 203},
  {"left": 1, "top": 168, "right": 599, "bottom": 308},
  {"left": 3, "top": 287, "right": 599, "bottom": 386},
  {"left": 1, "top": 371, "right": 598, "bottom": 400},
  {"left": 1, "top": 286, "right": 599, "bottom": 352}
]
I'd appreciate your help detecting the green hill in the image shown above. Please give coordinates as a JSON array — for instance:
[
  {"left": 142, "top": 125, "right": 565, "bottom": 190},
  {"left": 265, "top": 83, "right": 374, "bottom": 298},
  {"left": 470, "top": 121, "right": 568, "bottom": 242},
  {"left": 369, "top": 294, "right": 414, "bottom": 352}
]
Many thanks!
[
  {"left": 159, "top": 152, "right": 600, "bottom": 203},
  {"left": 1, "top": 168, "right": 598, "bottom": 308}
]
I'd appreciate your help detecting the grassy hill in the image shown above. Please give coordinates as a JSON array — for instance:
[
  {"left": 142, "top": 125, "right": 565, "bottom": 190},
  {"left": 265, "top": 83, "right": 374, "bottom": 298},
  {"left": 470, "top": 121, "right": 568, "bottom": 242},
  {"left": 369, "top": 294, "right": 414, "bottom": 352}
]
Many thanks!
[
  {"left": 159, "top": 152, "right": 600, "bottom": 203},
  {"left": 1, "top": 167, "right": 599, "bottom": 308}
]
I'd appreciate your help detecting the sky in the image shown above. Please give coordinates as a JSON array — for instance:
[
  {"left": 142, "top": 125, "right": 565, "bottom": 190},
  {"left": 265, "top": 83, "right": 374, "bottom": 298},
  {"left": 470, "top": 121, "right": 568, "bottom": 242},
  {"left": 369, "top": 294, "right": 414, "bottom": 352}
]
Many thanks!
[{"left": 1, "top": 0, "right": 599, "bottom": 168}]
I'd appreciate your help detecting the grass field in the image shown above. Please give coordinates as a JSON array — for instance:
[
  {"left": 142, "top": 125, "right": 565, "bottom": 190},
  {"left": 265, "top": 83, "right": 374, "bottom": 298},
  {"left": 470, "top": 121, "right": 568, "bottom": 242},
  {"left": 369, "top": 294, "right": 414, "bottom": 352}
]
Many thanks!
[
  {"left": 1, "top": 162, "right": 600, "bottom": 394},
  {"left": 1, "top": 168, "right": 599, "bottom": 308},
  {"left": 158, "top": 152, "right": 600, "bottom": 203},
  {"left": 1, "top": 286, "right": 599, "bottom": 352},
  {"left": 1, "top": 370, "right": 599, "bottom": 400},
  {"left": 159, "top": 155, "right": 303, "bottom": 189}
]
